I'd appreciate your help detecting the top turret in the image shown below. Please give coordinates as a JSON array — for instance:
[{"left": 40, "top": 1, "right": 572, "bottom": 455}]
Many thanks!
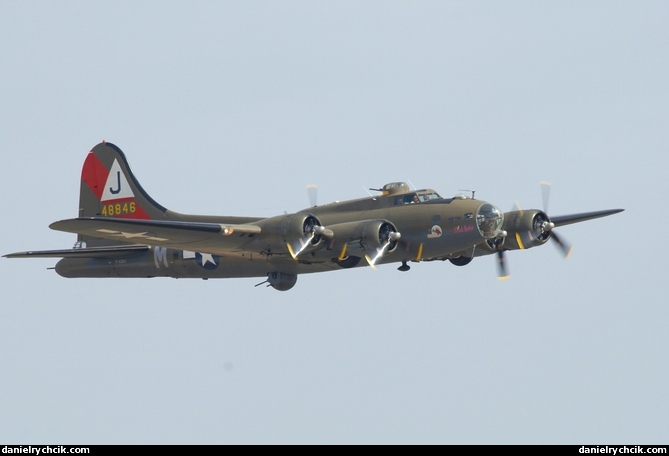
[{"left": 378, "top": 182, "right": 411, "bottom": 195}]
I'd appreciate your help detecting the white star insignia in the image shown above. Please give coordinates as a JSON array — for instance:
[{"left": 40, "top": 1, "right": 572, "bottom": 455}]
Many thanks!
[
  {"left": 96, "top": 229, "right": 167, "bottom": 242},
  {"left": 113, "top": 231, "right": 149, "bottom": 239},
  {"left": 200, "top": 253, "right": 217, "bottom": 266}
]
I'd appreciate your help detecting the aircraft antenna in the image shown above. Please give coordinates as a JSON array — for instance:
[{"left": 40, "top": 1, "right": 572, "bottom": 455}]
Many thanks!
[{"left": 363, "top": 186, "right": 377, "bottom": 200}]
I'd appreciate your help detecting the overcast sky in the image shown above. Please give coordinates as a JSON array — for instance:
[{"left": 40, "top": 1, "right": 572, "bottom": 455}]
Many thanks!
[{"left": 1, "top": 1, "right": 667, "bottom": 444}]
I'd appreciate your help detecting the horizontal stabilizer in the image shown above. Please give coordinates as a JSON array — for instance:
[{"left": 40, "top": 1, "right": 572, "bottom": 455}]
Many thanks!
[
  {"left": 551, "top": 209, "right": 624, "bottom": 227},
  {"left": 3, "top": 244, "right": 150, "bottom": 259}
]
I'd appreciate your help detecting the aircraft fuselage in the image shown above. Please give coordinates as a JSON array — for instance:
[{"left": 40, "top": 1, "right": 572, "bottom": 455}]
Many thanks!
[{"left": 55, "top": 195, "right": 490, "bottom": 279}]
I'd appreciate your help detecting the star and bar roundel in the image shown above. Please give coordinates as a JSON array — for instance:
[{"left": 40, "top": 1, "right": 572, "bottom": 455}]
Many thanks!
[{"left": 81, "top": 152, "right": 151, "bottom": 220}]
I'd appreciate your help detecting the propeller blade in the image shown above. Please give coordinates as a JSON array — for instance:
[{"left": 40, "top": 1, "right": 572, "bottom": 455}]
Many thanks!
[
  {"left": 287, "top": 223, "right": 333, "bottom": 260},
  {"left": 497, "top": 249, "right": 510, "bottom": 280},
  {"left": 365, "top": 243, "right": 390, "bottom": 270},
  {"left": 287, "top": 233, "right": 315, "bottom": 260},
  {"left": 306, "top": 184, "right": 318, "bottom": 207},
  {"left": 541, "top": 181, "right": 551, "bottom": 213},
  {"left": 364, "top": 231, "right": 400, "bottom": 269},
  {"left": 364, "top": 255, "right": 378, "bottom": 270},
  {"left": 550, "top": 230, "right": 573, "bottom": 260}
]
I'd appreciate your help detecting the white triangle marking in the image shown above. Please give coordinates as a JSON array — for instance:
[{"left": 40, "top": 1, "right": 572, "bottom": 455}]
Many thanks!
[{"left": 101, "top": 159, "right": 135, "bottom": 202}]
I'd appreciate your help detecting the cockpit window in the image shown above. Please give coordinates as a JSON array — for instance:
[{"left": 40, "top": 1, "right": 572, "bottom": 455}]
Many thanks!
[
  {"left": 393, "top": 191, "right": 442, "bottom": 205},
  {"left": 417, "top": 192, "right": 441, "bottom": 202},
  {"left": 394, "top": 194, "right": 417, "bottom": 205}
]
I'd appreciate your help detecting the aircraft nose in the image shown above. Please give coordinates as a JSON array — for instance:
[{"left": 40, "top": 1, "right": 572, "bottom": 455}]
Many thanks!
[{"left": 476, "top": 203, "right": 504, "bottom": 239}]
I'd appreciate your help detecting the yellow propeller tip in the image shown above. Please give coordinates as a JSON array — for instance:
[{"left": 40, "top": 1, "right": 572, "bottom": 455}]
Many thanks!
[
  {"left": 498, "top": 275, "right": 511, "bottom": 281},
  {"left": 564, "top": 247, "right": 574, "bottom": 261},
  {"left": 286, "top": 243, "right": 297, "bottom": 260}
]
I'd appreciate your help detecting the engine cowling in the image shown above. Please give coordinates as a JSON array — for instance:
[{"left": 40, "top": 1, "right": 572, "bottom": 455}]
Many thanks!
[
  {"left": 327, "top": 219, "right": 400, "bottom": 263},
  {"left": 499, "top": 210, "right": 553, "bottom": 251},
  {"left": 256, "top": 212, "right": 326, "bottom": 255}
]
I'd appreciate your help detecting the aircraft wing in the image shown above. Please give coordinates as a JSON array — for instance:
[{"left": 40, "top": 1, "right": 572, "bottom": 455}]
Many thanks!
[
  {"left": 3, "top": 244, "right": 150, "bottom": 259},
  {"left": 551, "top": 209, "right": 624, "bottom": 227},
  {"left": 48, "top": 217, "right": 262, "bottom": 255}
]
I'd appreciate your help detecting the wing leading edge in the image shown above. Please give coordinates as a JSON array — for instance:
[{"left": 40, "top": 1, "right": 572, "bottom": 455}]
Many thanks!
[
  {"left": 48, "top": 217, "right": 262, "bottom": 255},
  {"left": 551, "top": 208, "right": 624, "bottom": 227}
]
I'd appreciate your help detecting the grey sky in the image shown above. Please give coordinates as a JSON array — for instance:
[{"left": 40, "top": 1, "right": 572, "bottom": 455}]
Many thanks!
[{"left": 1, "top": 1, "right": 667, "bottom": 444}]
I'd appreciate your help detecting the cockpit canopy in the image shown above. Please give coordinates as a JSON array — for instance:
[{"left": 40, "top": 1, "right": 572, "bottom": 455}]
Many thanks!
[
  {"left": 392, "top": 190, "right": 442, "bottom": 206},
  {"left": 376, "top": 182, "right": 442, "bottom": 206},
  {"left": 370, "top": 182, "right": 441, "bottom": 206}
]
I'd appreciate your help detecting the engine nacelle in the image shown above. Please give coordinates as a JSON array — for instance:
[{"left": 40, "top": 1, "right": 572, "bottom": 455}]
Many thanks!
[
  {"left": 256, "top": 212, "right": 326, "bottom": 255},
  {"left": 327, "top": 219, "right": 400, "bottom": 260},
  {"left": 500, "top": 210, "right": 552, "bottom": 251}
]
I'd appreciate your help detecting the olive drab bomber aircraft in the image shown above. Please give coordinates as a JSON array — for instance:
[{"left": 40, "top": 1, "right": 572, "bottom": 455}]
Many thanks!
[{"left": 5, "top": 142, "right": 624, "bottom": 291}]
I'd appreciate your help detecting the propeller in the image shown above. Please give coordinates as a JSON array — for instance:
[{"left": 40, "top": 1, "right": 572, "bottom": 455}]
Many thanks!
[
  {"left": 496, "top": 182, "right": 572, "bottom": 280},
  {"left": 470, "top": 203, "right": 510, "bottom": 279},
  {"left": 492, "top": 232, "right": 509, "bottom": 280},
  {"left": 549, "top": 229, "right": 572, "bottom": 259},
  {"left": 287, "top": 217, "right": 332, "bottom": 260},
  {"left": 365, "top": 227, "right": 401, "bottom": 270},
  {"left": 306, "top": 184, "right": 318, "bottom": 207},
  {"left": 541, "top": 181, "right": 551, "bottom": 213},
  {"left": 539, "top": 181, "right": 573, "bottom": 259}
]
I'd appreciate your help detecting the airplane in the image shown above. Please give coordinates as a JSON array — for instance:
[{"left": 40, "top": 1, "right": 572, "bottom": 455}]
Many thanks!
[{"left": 4, "top": 141, "right": 624, "bottom": 291}]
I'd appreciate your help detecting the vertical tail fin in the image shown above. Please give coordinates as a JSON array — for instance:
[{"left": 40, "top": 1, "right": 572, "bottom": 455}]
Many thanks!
[{"left": 78, "top": 141, "right": 168, "bottom": 245}]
